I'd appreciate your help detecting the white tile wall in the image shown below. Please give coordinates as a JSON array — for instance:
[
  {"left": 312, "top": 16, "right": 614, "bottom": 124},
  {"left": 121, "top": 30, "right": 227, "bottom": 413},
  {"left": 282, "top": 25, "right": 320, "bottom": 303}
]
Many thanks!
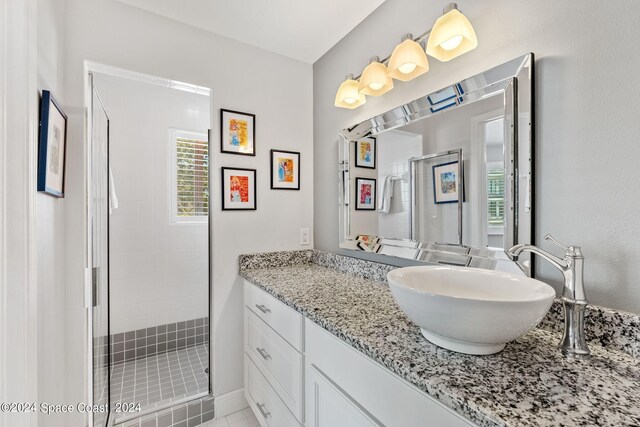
[
  {"left": 376, "top": 130, "right": 423, "bottom": 239},
  {"left": 94, "top": 73, "right": 210, "bottom": 334}
]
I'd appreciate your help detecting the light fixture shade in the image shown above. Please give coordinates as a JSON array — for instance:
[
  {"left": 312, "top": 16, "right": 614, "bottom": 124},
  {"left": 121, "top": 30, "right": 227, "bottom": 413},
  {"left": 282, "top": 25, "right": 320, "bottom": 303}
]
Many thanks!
[
  {"left": 335, "top": 76, "right": 366, "bottom": 109},
  {"left": 388, "top": 39, "right": 430, "bottom": 81},
  {"left": 426, "top": 7, "right": 478, "bottom": 62},
  {"left": 358, "top": 60, "right": 394, "bottom": 96}
]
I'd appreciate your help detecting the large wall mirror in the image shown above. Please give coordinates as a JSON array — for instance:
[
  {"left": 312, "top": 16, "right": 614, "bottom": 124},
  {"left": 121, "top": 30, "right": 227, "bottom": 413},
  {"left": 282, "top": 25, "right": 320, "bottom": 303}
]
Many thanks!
[{"left": 339, "top": 54, "right": 534, "bottom": 275}]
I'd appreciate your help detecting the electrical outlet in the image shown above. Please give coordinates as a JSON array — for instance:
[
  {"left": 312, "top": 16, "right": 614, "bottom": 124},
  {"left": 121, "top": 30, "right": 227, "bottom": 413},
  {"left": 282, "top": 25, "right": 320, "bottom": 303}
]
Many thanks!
[{"left": 300, "top": 228, "right": 310, "bottom": 245}]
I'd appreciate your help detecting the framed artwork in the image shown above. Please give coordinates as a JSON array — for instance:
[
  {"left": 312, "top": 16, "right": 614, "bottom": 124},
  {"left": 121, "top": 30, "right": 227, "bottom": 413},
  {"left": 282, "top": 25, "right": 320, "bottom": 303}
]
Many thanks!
[
  {"left": 355, "top": 234, "right": 379, "bottom": 244},
  {"left": 37, "top": 90, "right": 67, "bottom": 197},
  {"left": 270, "top": 149, "right": 300, "bottom": 190},
  {"left": 355, "top": 177, "right": 376, "bottom": 210},
  {"left": 221, "top": 167, "right": 257, "bottom": 210},
  {"left": 432, "top": 161, "right": 462, "bottom": 204},
  {"left": 220, "top": 109, "right": 255, "bottom": 156},
  {"left": 354, "top": 137, "right": 376, "bottom": 169}
]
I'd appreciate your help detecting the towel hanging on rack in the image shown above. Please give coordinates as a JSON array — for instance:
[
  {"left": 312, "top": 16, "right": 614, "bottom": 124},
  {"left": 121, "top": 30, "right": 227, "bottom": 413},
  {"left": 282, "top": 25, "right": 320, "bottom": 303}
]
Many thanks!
[{"left": 378, "top": 175, "right": 403, "bottom": 214}]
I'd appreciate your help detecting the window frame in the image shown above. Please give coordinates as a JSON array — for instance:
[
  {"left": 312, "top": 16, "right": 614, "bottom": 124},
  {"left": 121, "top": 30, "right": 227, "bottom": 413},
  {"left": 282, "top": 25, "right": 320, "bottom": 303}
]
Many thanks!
[
  {"left": 486, "top": 161, "right": 506, "bottom": 230},
  {"left": 169, "top": 128, "right": 209, "bottom": 224}
]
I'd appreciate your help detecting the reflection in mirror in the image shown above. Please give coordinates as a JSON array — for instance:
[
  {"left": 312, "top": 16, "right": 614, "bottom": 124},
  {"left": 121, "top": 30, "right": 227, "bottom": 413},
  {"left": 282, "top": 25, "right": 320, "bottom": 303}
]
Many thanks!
[{"left": 339, "top": 54, "right": 534, "bottom": 274}]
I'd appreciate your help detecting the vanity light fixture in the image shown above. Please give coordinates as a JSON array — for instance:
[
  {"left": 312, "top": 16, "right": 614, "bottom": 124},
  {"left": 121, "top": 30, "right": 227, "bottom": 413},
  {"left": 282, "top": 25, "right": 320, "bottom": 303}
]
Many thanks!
[
  {"left": 334, "top": 74, "right": 366, "bottom": 109},
  {"left": 358, "top": 57, "right": 394, "bottom": 96},
  {"left": 426, "top": 3, "right": 478, "bottom": 62},
  {"left": 334, "top": 2, "right": 477, "bottom": 109},
  {"left": 388, "top": 34, "right": 430, "bottom": 82}
]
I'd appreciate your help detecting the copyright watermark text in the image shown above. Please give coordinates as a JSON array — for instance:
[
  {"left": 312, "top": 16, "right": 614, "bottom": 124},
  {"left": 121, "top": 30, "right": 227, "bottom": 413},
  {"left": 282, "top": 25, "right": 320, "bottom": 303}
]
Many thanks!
[{"left": 0, "top": 402, "right": 138, "bottom": 414}]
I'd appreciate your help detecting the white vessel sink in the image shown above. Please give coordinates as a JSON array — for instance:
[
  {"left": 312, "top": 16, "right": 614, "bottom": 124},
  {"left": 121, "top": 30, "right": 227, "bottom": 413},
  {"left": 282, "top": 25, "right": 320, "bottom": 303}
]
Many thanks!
[{"left": 387, "top": 266, "right": 555, "bottom": 355}]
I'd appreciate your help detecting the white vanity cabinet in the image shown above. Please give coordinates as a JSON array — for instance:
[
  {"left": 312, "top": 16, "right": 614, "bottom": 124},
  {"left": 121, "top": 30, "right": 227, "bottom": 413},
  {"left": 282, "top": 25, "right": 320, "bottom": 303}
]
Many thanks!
[
  {"left": 305, "top": 320, "right": 475, "bottom": 427},
  {"left": 243, "top": 280, "right": 476, "bottom": 427},
  {"left": 306, "top": 364, "right": 382, "bottom": 427},
  {"left": 244, "top": 281, "right": 304, "bottom": 426}
]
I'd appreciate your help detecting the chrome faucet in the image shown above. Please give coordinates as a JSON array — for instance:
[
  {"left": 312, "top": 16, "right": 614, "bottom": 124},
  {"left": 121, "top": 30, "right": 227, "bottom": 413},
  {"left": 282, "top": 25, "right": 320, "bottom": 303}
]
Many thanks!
[{"left": 508, "top": 234, "right": 590, "bottom": 358}]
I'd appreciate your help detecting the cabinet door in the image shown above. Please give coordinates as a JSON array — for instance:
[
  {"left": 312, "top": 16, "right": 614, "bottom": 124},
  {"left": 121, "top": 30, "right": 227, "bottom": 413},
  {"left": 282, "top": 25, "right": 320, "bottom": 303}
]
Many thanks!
[{"left": 306, "top": 364, "right": 382, "bottom": 427}]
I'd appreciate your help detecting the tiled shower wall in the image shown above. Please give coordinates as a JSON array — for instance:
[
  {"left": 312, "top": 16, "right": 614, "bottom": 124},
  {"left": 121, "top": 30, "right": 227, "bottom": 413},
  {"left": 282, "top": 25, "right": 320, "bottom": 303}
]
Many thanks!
[
  {"left": 111, "top": 317, "right": 209, "bottom": 364},
  {"left": 93, "top": 73, "right": 210, "bottom": 335},
  {"left": 376, "top": 130, "right": 423, "bottom": 240}
]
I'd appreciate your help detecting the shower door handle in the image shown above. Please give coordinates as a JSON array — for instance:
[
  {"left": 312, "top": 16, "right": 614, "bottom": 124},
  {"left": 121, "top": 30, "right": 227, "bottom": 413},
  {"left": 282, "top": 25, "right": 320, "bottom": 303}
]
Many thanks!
[{"left": 92, "top": 267, "right": 99, "bottom": 307}]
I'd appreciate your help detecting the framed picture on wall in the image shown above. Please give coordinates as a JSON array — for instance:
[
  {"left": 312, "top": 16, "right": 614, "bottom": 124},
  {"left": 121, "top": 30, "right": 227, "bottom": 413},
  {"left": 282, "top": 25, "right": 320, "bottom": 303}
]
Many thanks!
[
  {"left": 270, "top": 149, "right": 300, "bottom": 190},
  {"left": 220, "top": 109, "right": 256, "bottom": 156},
  {"left": 432, "top": 161, "right": 462, "bottom": 204},
  {"left": 355, "top": 177, "right": 376, "bottom": 210},
  {"left": 221, "top": 167, "right": 257, "bottom": 210},
  {"left": 354, "top": 137, "right": 376, "bottom": 169},
  {"left": 37, "top": 90, "right": 68, "bottom": 198}
]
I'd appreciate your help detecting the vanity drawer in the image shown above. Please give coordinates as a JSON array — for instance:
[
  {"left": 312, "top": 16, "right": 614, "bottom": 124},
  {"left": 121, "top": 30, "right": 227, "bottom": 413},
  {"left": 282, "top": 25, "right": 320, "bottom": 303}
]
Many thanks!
[
  {"left": 245, "top": 308, "right": 303, "bottom": 421},
  {"left": 244, "top": 279, "right": 303, "bottom": 351},
  {"left": 245, "top": 355, "right": 300, "bottom": 427}
]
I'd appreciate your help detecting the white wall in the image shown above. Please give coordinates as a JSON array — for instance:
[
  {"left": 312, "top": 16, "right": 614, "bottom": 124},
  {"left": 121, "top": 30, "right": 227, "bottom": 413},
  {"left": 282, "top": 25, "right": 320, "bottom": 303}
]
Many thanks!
[
  {"left": 63, "top": 0, "right": 313, "bottom": 420},
  {"left": 313, "top": 0, "right": 640, "bottom": 314},
  {"left": 0, "top": 0, "right": 39, "bottom": 426},
  {"left": 93, "top": 73, "right": 210, "bottom": 334},
  {"left": 37, "top": 0, "right": 68, "bottom": 425}
]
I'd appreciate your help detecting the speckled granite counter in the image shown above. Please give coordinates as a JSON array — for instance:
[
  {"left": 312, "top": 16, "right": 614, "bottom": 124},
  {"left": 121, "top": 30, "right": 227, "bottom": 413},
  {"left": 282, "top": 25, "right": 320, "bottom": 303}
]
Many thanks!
[{"left": 239, "top": 250, "right": 640, "bottom": 427}]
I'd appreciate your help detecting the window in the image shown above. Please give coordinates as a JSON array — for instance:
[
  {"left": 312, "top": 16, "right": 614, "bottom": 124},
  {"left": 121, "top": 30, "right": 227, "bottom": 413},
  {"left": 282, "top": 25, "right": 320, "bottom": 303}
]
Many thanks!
[
  {"left": 487, "top": 168, "right": 505, "bottom": 226},
  {"left": 170, "top": 130, "right": 208, "bottom": 222}
]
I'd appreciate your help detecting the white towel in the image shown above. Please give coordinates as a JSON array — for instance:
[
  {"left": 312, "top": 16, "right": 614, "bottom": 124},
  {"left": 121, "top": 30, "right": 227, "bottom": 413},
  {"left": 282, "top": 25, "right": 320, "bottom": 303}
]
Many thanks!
[
  {"left": 109, "top": 166, "right": 119, "bottom": 215},
  {"left": 377, "top": 175, "right": 394, "bottom": 214}
]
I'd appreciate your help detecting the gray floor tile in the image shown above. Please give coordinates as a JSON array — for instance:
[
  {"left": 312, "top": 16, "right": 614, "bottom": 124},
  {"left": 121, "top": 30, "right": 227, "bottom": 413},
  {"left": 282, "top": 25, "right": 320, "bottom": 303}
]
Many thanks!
[{"left": 111, "top": 344, "right": 209, "bottom": 421}]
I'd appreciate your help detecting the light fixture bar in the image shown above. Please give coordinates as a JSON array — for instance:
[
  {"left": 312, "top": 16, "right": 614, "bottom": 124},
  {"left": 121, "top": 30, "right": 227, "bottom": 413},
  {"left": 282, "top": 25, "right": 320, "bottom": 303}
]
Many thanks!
[
  {"left": 350, "top": 2, "right": 471, "bottom": 80},
  {"left": 336, "top": 2, "right": 476, "bottom": 109},
  {"left": 351, "top": 30, "right": 432, "bottom": 81}
]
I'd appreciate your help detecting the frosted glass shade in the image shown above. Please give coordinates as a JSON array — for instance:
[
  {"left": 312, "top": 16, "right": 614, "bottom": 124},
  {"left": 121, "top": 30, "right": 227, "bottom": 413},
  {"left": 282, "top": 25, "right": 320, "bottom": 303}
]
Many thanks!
[
  {"left": 335, "top": 77, "right": 366, "bottom": 109},
  {"left": 358, "top": 61, "right": 393, "bottom": 96},
  {"left": 426, "top": 8, "right": 478, "bottom": 62},
  {"left": 388, "top": 39, "right": 430, "bottom": 81}
]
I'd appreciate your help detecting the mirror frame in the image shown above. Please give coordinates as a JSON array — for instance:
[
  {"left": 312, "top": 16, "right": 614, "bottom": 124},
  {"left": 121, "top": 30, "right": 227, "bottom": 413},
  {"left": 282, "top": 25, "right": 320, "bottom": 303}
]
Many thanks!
[{"left": 338, "top": 53, "right": 535, "bottom": 275}]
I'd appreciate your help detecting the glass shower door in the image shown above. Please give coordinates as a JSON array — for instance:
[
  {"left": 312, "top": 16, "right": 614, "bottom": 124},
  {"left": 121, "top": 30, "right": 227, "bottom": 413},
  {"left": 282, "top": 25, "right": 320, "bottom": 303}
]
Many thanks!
[{"left": 90, "top": 74, "right": 110, "bottom": 427}]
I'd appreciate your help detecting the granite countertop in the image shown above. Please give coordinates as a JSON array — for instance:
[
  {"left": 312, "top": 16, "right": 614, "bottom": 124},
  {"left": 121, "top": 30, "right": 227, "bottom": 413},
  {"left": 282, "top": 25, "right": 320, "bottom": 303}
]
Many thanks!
[{"left": 238, "top": 250, "right": 640, "bottom": 427}]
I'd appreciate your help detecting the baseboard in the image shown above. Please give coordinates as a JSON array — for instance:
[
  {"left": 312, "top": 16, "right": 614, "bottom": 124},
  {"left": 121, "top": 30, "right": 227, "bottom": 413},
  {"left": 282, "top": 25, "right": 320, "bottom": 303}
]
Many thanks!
[{"left": 214, "top": 388, "right": 248, "bottom": 418}]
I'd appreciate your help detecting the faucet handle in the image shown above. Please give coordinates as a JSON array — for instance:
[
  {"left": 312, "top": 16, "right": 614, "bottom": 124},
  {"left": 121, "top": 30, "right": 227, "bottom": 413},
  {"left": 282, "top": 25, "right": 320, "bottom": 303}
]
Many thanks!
[
  {"left": 544, "top": 234, "right": 583, "bottom": 258},
  {"left": 544, "top": 234, "right": 569, "bottom": 252}
]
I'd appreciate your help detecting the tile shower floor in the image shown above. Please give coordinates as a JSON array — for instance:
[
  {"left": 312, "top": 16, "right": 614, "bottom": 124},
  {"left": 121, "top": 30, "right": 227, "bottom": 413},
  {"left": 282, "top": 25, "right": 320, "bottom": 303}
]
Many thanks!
[{"left": 110, "top": 344, "right": 209, "bottom": 420}]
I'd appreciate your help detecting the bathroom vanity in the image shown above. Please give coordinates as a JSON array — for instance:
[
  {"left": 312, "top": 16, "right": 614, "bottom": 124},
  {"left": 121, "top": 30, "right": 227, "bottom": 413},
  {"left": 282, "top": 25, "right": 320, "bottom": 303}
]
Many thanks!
[
  {"left": 240, "top": 250, "right": 640, "bottom": 427},
  {"left": 243, "top": 275, "right": 471, "bottom": 427}
]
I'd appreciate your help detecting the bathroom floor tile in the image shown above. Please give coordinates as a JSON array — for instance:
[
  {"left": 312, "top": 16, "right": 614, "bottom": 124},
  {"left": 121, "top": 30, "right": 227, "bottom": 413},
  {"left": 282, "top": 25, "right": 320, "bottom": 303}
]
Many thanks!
[{"left": 196, "top": 408, "right": 259, "bottom": 427}]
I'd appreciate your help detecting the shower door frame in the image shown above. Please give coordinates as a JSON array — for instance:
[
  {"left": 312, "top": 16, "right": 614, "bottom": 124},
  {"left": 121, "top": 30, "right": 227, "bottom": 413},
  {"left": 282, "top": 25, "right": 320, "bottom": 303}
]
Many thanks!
[
  {"left": 84, "top": 62, "right": 215, "bottom": 426},
  {"left": 409, "top": 148, "right": 464, "bottom": 244},
  {"left": 85, "top": 68, "right": 112, "bottom": 427}
]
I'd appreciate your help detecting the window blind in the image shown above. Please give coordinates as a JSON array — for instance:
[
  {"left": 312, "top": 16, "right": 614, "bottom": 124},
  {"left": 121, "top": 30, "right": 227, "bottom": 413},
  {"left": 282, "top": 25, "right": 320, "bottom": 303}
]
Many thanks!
[
  {"left": 176, "top": 137, "right": 208, "bottom": 218},
  {"left": 487, "top": 169, "right": 505, "bottom": 226}
]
